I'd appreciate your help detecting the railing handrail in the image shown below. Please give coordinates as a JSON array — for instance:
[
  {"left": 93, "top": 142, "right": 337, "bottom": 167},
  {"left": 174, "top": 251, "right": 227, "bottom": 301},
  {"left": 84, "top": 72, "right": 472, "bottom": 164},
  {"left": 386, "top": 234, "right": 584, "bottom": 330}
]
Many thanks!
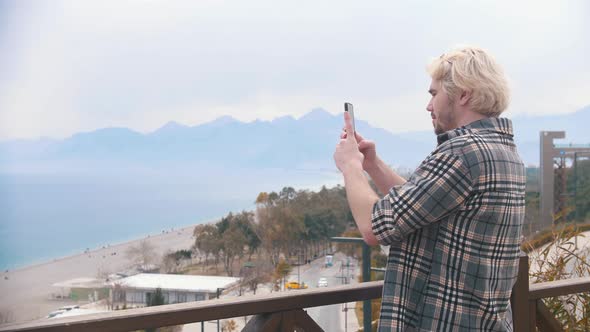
[
  {"left": 516, "top": 251, "right": 590, "bottom": 332},
  {"left": 529, "top": 276, "right": 590, "bottom": 300},
  {"left": 0, "top": 281, "right": 384, "bottom": 332},
  {"left": 4, "top": 254, "right": 590, "bottom": 332}
]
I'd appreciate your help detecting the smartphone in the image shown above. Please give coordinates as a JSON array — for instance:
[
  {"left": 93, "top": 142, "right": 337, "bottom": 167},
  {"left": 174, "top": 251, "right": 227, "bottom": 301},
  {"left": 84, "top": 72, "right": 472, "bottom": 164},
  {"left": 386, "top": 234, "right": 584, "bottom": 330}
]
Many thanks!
[{"left": 344, "top": 102, "right": 355, "bottom": 134}]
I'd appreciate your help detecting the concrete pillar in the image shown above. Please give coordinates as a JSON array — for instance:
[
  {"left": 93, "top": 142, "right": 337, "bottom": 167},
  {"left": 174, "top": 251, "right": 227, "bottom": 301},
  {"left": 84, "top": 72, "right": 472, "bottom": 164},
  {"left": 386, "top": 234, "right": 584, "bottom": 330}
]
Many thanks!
[{"left": 539, "top": 131, "right": 565, "bottom": 229}]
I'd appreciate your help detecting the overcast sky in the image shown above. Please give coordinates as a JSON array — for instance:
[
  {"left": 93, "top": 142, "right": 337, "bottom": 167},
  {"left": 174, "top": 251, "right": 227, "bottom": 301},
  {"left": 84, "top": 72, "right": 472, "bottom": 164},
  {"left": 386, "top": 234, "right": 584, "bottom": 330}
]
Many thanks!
[{"left": 0, "top": 0, "right": 588, "bottom": 140}]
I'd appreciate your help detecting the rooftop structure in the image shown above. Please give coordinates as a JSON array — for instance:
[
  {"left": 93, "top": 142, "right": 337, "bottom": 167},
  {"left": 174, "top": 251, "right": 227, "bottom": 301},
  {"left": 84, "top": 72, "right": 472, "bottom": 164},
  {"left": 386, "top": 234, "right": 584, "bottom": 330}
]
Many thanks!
[
  {"left": 110, "top": 273, "right": 241, "bottom": 306},
  {"left": 112, "top": 273, "right": 240, "bottom": 293},
  {"left": 52, "top": 277, "right": 107, "bottom": 290}
]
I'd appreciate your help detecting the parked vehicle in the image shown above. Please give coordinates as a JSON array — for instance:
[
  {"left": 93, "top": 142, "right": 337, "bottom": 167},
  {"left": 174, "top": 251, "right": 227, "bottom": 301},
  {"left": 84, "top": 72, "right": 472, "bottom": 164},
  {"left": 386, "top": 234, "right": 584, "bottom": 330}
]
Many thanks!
[
  {"left": 47, "top": 310, "right": 66, "bottom": 318},
  {"left": 285, "top": 281, "right": 308, "bottom": 290},
  {"left": 325, "top": 255, "right": 333, "bottom": 267},
  {"left": 58, "top": 305, "right": 80, "bottom": 311}
]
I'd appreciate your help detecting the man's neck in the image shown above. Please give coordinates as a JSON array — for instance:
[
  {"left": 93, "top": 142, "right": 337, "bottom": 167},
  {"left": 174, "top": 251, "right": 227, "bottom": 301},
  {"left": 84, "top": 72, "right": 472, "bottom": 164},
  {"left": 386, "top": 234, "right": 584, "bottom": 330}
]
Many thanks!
[{"left": 456, "top": 108, "right": 489, "bottom": 128}]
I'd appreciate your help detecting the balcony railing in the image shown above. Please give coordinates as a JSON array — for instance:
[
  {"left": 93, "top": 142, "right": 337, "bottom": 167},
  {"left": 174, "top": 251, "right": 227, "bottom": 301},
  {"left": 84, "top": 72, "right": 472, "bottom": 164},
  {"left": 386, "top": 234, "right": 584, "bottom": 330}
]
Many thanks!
[
  {"left": 1, "top": 252, "right": 590, "bottom": 332},
  {"left": 511, "top": 252, "right": 590, "bottom": 332}
]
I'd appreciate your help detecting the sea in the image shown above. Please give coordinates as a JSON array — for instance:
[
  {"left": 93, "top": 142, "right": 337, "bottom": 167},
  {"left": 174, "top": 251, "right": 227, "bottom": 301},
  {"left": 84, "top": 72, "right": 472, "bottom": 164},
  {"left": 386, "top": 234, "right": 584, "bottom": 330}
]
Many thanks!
[{"left": 0, "top": 168, "right": 342, "bottom": 270}]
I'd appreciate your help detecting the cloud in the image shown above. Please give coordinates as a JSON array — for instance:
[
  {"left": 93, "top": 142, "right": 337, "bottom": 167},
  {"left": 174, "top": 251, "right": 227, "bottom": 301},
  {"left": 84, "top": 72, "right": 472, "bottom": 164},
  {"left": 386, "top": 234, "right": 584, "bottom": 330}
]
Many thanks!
[{"left": 0, "top": 0, "right": 588, "bottom": 140}]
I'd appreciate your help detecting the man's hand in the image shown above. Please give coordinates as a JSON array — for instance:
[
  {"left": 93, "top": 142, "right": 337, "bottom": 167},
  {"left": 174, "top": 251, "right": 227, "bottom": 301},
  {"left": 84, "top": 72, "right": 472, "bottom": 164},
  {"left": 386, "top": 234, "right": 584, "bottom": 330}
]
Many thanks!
[
  {"left": 334, "top": 112, "right": 364, "bottom": 173},
  {"left": 333, "top": 111, "right": 380, "bottom": 246},
  {"left": 339, "top": 115, "right": 406, "bottom": 194},
  {"left": 340, "top": 125, "right": 377, "bottom": 172}
]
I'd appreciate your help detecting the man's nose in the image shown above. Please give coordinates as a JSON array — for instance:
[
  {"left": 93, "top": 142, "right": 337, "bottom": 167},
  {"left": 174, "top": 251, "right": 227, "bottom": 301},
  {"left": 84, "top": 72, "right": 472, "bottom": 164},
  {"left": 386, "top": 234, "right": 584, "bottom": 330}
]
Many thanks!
[{"left": 426, "top": 103, "right": 433, "bottom": 112}]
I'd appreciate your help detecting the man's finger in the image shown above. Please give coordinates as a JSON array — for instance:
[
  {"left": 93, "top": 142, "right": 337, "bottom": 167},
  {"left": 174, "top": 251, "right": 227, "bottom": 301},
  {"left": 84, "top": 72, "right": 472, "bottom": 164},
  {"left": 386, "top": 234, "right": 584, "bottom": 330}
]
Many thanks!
[
  {"left": 354, "top": 131, "right": 364, "bottom": 142},
  {"left": 343, "top": 112, "right": 355, "bottom": 141},
  {"left": 358, "top": 140, "right": 372, "bottom": 149}
]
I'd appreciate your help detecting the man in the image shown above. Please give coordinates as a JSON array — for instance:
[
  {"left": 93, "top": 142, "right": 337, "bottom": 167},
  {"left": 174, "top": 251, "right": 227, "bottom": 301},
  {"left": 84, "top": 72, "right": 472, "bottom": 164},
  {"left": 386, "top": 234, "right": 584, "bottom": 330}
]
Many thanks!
[{"left": 333, "top": 46, "right": 525, "bottom": 331}]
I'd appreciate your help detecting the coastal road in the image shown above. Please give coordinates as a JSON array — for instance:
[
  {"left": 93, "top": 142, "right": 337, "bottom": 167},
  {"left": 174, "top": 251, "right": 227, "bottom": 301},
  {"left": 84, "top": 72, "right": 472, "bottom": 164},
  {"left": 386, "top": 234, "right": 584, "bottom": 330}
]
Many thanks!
[
  {"left": 287, "top": 253, "right": 359, "bottom": 331},
  {"left": 183, "top": 252, "right": 360, "bottom": 332}
]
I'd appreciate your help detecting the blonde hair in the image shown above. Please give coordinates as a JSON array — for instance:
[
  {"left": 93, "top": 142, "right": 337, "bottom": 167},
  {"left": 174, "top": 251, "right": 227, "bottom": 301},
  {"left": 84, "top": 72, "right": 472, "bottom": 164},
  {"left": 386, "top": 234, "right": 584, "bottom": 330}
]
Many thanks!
[{"left": 427, "top": 46, "right": 510, "bottom": 117}]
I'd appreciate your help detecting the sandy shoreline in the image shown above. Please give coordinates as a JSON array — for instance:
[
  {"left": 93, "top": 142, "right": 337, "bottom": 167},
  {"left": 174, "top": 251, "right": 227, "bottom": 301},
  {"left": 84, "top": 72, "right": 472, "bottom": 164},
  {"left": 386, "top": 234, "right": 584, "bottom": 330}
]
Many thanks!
[
  {"left": 1, "top": 219, "right": 217, "bottom": 325},
  {"left": 4, "top": 223, "right": 200, "bottom": 274}
]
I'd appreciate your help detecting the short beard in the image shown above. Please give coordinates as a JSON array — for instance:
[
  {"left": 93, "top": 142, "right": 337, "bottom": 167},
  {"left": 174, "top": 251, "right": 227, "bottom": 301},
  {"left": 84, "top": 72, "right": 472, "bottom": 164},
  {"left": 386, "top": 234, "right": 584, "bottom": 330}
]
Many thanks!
[
  {"left": 434, "top": 125, "right": 445, "bottom": 135},
  {"left": 433, "top": 99, "right": 457, "bottom": 135}
]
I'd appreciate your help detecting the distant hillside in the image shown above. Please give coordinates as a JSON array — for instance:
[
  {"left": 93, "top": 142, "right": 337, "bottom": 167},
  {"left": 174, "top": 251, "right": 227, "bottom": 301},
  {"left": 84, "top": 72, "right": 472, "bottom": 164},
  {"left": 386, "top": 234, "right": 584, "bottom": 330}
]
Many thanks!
[
  {"left": 0, "top": 106, "right": 588, "bottom": 172},
  {"left": 511, "top": 105, "right": 589, "bottom": 166},
  {"left": 395, "top": 106, "right": 589, "bottom": 166},
  {"left": 0, "top": 108, "right": 434, "bottom": 172}
]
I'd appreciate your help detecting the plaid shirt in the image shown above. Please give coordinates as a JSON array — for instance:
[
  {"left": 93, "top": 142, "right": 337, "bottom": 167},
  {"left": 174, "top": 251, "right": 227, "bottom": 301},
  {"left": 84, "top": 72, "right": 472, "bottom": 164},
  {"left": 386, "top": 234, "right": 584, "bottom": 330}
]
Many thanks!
[{"left": 372, "top": 118, "right": 525, "bottom": 331}]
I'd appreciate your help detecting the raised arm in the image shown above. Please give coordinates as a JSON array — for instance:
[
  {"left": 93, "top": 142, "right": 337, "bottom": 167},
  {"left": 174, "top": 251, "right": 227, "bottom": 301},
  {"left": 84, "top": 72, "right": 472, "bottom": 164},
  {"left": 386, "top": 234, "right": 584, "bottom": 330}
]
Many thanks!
[
  {"left": 340, "top": 129, "right": 407, "bottom": 195},
  {"left": 364, "top": 155, "right": 406, "bottom": 195},
  {"left": 334, "top": 112, "right": 380, "bottom": 245}
]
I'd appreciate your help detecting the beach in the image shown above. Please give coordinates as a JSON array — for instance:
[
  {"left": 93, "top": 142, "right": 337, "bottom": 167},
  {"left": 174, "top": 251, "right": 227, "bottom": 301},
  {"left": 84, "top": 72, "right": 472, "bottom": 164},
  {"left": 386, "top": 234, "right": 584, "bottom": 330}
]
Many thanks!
[
  {"left": 0, "top": 223, "right": 204, "bottom": 324},
  {"left": 0, "top": 220, "right": 365, "bottom": 331}
]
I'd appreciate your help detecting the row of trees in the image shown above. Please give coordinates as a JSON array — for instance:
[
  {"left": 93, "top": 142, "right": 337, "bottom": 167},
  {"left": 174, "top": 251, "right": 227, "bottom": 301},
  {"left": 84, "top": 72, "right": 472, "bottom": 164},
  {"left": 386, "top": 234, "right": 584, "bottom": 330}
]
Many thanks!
[
  {"left": 254, "top": 186, "right": 353, "bottom": 266},
  {"left": 192, "top": 185, "right": 354, "bottom": 277},
  {"left": 192, "top": 211, "right": 260, "bottom": 277}
]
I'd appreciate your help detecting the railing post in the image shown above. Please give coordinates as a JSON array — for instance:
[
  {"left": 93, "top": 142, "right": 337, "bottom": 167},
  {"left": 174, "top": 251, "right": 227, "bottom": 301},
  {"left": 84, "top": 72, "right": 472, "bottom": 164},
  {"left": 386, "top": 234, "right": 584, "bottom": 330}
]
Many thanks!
[
  {"left": 331, "top": 237, "right": 373, "bottom": 332},
  {"left": 243, "top": 309, "right": 324, "bottom": 332},
  {"left": 361, "top": 241, "right": 372, "bottom": 332},
  {"left": 536, "top": 300, "right": 562, "bottom": 332},
  {"left": 511, "top": 251, "right": 530, "bottom": 332},
  {"left": 528, "top": 300, "right": 537, "bottom": 332}
]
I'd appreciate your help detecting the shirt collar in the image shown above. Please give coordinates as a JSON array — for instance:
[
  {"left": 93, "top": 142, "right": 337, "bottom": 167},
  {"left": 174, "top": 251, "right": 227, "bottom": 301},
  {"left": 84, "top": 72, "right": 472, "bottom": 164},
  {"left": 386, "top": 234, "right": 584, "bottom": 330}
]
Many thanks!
[{"left": 436, "top": 117, "right": 514, "bottom": 145}]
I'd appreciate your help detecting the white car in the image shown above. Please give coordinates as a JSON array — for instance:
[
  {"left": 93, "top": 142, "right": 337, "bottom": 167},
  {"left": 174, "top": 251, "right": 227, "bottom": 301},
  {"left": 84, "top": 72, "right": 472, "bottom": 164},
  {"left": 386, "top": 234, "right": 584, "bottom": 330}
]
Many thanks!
[
  {"left": 47, "top": 310, "right": 66, "bottom": 318},
  {"left": 58, "top": 305, "right": 80, "bottom": 311},
  {"left": 317, "top": 277, "right": 328, "bottom": 287}
]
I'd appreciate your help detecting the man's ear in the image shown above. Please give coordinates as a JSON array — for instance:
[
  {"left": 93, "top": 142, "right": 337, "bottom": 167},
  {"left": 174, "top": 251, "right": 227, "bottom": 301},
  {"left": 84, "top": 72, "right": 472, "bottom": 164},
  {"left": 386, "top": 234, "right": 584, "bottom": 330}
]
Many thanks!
[{"left": 459, "top": 90, "right": 472, "bottom": 106}]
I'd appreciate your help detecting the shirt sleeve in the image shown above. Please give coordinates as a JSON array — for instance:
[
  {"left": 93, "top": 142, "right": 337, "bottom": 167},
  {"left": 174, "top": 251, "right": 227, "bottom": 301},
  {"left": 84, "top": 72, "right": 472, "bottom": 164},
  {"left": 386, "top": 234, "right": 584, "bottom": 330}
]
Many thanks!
[{"left": 371, "top": 152, "right": 473, "bottom": 245}]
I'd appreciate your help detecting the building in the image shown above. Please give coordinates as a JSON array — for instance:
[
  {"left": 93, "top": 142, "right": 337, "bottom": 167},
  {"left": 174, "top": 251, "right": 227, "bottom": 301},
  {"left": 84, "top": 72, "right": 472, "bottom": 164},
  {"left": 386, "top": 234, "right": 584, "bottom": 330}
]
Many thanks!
[
  {"left": 110, "top": 273, "right": 240, "bottom": 307},
  {"left": 539, "top": 131, "right": 590, "bottom": 229},
  {"left": 52, "top": 277, "right": 109, "bottom": 302}
]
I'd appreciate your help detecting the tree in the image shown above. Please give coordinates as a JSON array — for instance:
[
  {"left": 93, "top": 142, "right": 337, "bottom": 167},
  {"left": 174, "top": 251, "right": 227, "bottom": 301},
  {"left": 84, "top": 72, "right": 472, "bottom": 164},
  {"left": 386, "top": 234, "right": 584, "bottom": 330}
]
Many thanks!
[
  {"left": 144, "top": 288, "right": 176, "bottom": 332},
  {"left": 193, "top": 224, "right": 222, "bottom": 269},
  {"left": 161, "top": 249, "right": 193, "bottom": 273},
  {"left": 160, "top": 250, "right": 178, "bottom": 274},
  {"left": 273, "top": 259, "right": 292, "bottom": 291},
  {"left": 233, "top": 211, "right": 261, "bottom": 259},
  {"left": 221, "top": 319, "right": 238, "bottom": 332},
  {"left": 252, "top": 185, "right": 354, "bottom": 267},
  {"left": 254, "top": 193, "right": 283, "bottom": 266},
  {"left": 221, "top": 224, "right": 247, "bottom": 276},
  {"left": 111, "top": 282, "right": 125, "bottom": 310},
  {"left": 210, "top": 212, "right": 251, "bottom": 276},
  {"left": 146, "top": 287, "right": 165, "bottom": 307},
  {"left": 272, "top": 205, "right": 305, "bottom": 259},
  {"left": 125, "top": 240, "right": 158, "bottom": 270},
  {"left": 240, "top": 261, "right": 272, "bottom": 295},
  {"left": 260, "top": 189, "right": 306, "bottom": 262}
]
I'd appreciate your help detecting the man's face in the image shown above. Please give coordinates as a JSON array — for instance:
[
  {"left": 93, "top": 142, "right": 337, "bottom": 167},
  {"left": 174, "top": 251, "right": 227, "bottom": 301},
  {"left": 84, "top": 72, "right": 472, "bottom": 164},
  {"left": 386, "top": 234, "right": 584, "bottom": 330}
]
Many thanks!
[{"left": 427, "top": 79, "right": 458, "bottom": 135}]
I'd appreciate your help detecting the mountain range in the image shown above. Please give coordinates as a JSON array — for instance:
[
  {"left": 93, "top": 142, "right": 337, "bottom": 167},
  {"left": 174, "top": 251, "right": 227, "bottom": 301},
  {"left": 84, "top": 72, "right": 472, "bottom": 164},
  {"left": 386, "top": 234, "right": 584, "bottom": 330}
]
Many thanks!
[
  {"left": 1, "top": 106, "right": 586, "bottom": 271},
  {"left": 1, "top": 106, "right": 588, "bottom": 173}
]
